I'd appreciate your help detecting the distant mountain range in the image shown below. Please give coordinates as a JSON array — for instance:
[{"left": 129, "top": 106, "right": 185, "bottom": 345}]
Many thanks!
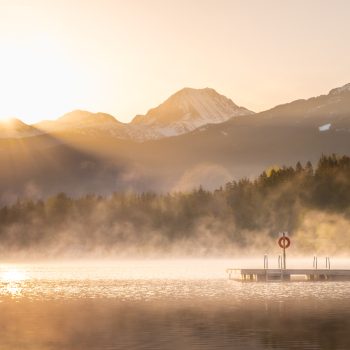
[
  {"left": 1, "top": 83, "right": 350, "bottom": 203},
  {"left": 29, "top": 87, "right": 253, "bottom": 141},
  {"left": 35, "top": 111, "right": 127, "bottom": 139}
]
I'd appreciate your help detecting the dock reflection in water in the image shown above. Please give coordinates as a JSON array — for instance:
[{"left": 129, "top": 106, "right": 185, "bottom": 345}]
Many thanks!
[{"left": 0, "top": 260, "right": 349, "bottom": 350}]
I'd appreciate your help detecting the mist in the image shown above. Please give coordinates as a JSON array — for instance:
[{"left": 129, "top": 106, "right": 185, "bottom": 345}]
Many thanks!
[{"left": 0, "top": 154, "right": 350, "bottom": 260}]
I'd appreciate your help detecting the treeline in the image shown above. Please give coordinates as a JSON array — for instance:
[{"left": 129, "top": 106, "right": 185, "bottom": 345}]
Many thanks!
[{"left": 1, "top": 154, "right": 350, "bottom": 256}]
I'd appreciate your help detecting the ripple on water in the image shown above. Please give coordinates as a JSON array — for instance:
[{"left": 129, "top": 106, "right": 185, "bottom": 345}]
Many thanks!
[
  {"left": 0, "top": 261, "right": 350, "bottom": 303},
  {"left": 0, "top": 278, "right": 349, "bottom": 303},
  {"left": 1, "top": 262, "right": 350, "bottom": 350}
]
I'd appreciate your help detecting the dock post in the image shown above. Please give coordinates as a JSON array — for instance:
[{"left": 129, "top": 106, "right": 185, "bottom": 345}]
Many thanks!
[
  {"left": 277, "top": 232, "right": 291, "bottom": 280},
  {"left": 264, "top": 254, "right": 268, "bottom": 269},
  {"left": 264, "top": 254, "right": 268, "bottom": 281},
  {"left": 282, "top": 232, "right": 286, "bottom": 269}
]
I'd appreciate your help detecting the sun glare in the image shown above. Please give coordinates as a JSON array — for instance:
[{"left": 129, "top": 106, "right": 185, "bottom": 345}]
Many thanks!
[
  {"left": 0, "top": 116, "right": 13, "bottom": 123},
  {"left": 0, "top": 33, "right": 83, "bottom": 124},
  {"left": 1, "top": 267, "right": 27, "bottom": 283}
]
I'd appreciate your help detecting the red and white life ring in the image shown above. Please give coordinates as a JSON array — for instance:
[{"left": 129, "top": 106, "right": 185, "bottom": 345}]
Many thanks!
[{"left": 278, "top": 236, "right": 291, "bottom": 249}]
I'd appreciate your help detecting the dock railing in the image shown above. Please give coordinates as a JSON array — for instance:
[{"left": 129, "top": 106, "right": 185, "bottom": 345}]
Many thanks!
[{"left": 225, "top": 255, "right": 350, "bottom": 282}]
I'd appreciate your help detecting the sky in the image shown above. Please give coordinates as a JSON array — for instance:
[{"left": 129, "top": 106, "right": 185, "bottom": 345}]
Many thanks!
[{"left": 0, "top": 0, "right": 350, "bottom": 124}]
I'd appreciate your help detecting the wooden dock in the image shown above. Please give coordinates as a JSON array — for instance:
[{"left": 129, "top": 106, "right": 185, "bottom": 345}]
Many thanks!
[
  {"left": 227, "top": 268, "right": 350, "bottom": 282},
  {"left": 228, "top": 234, "right": 350, "bottom": 282}
]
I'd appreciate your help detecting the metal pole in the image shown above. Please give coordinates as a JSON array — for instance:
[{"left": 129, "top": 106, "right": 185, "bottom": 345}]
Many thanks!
[
  {"left": 283, "top": 232, "right": 286, "bottom": 270},
  {"left": 264, "top": 254, "right": 268, "bottom": 281}
]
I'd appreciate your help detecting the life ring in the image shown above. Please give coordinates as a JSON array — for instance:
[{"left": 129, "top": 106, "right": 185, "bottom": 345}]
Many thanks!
[{"left": 278, "top": 236, "right": 291, "bottom": 249}]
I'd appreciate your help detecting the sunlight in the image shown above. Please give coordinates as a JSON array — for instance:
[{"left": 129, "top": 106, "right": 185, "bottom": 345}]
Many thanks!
[
  {"left": 1, "top": 267, "right": 27, "bottom": 283},
  {"left": 0, "top": 34, "right": 82, "bottom": 124},
  {"left": 0, "top": 116, "right": 13, "bottom": 123}
]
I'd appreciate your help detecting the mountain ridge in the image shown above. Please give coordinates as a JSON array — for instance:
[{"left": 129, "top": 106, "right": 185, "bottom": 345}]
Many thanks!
[
  {"left": 2, "top": 82, "right": 350, "bottom": 142},
  {"left": 8, "top": 87, "right": 254, "bottom": 141},
  {"left": 0, "top": 118, "right": 41, "bottom": 139},
  {"left": 1, "top": 82, "right": 350, "bottom": 201}
]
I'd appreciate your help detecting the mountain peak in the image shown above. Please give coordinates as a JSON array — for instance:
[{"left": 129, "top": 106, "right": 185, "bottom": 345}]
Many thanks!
[
  {"left": 329, "top": 83, "right": 350, "bottom": 95},
  {"left": 0, "top": 117, "right": 30, "bottom": 129},
  {"left": 130, "top": 87, "right": 253, "bottom": 140},
  {"left": 0, "top": 118, "right": 41, "bottom": 138},
  {"left": 58, "top": 110, "right": 121, "bottom": 125},
  {"left": 34, "top": 110, "right": 127, "bottom": 138},
  {"left": 0, "top": 117, "right": 25, "bottom": 126},
  {"left": 175, "top": 87, "right": 217, "bottom": 94},
  {"left": 35, "top": 110, "right": 123, "bottom": 132}
]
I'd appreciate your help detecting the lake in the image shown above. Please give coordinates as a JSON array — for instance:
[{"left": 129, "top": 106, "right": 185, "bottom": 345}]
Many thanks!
[{"left": 0, "top": 259, "right": 349, "bottom": 349}]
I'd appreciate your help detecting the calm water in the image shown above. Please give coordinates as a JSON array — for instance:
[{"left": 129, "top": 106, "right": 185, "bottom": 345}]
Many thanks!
[{"left": 0, "top": 259, "right": 350, "bottom": 350}]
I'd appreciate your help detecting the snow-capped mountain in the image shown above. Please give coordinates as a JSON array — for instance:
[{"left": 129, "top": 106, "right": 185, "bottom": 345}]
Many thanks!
[
  {"left": 34, "top": 88, "right": 254, "bottom": 141},
  {"left": 4, "top": 84, "right": 350, "bottom": 142},
  {"left": 251, "top": 82, "right": 350, "bottom": 133},
  {"left": 0, "top": 118, "right": 41, "bottom": 139},
  {"left": 2, "top": 82, "right": 350, "bottom": 200},
  {"left": 35, "top": 110, "right": 127, "bottom": 138},
  {"left": 129, "top": 87, "right": 253, "bottom": 140}
]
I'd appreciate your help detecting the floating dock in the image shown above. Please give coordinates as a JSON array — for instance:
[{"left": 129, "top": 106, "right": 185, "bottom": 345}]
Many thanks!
[
  {"left": 228, "top": 233, "right": 350, "bottom": 282},
  {"left": 227, "top": 268, "right": 350, "bottom": 282}
]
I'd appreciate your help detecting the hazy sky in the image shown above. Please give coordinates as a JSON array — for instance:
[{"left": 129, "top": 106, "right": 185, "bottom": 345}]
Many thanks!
[{"left": 1, "top": 0, "right": 350, "bottom": 124}]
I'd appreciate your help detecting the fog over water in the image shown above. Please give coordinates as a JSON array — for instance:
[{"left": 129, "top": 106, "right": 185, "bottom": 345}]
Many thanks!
[{"left": 0, "top": 259, "right": 350, "bottom": 349}]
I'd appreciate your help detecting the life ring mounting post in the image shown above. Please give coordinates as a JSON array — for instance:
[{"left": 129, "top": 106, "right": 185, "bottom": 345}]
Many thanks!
[{"left": 278, "top": 232, "right": 291, "bottom": 270}]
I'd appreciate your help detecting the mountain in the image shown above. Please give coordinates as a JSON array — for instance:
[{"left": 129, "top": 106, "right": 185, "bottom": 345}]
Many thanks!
[
  {"left": 98, "top": 82, "right": 350, "bottom": 190},
  {"left": 329, "top": 82, "right": 350, "bottom": 95},
  {"left": 0, "top": 133, "right": 130, "bottom": 204},
  {"left": 34, "top": 88, "right": 253, "bottom": 141},
  {"left": 1, "top": 83, "right": 350, "bottom": 203},
  {"left": 0, "top": 118, "right": 41, "bottom": 138},
  {"left": 251, "top": 82, "right": 350, "bottom": 130},
  {"left": 35, "top": 110, "right": 127, "bottom": 138},
  {"left": 129, "top": 87, "right": 254, "bottom": 140},
  {"left": 146, "top": 82, "right": 350, "bottom": 182}
]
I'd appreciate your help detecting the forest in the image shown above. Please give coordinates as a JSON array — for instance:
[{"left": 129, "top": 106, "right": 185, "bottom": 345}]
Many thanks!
[{"left": 1, "top": 154, "right": 350, "bottom": 257}]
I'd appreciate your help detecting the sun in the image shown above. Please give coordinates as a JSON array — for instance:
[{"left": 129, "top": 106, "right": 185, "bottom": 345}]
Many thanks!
[
  {"left": 0, "top": 116, "right": 15, "bottom": 123},
  {"left": 0, "top": 32, "right": 83, "bottom": 124},
  {"left": 1, "top": 267, "right": 27, "bottom": 282}
]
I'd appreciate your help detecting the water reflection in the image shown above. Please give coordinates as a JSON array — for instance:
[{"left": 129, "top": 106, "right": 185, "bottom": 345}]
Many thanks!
[
  {"left": 0, "top": 277, "right": 350, "bottom": 302},
  {"left": 0, "top": 261, "right": 349, "bottom": 349},
  {"left": 0, "top": 260, "right": 349, "bottom": 302},
  {"left": 0, "top": 266, "right": 27, "bottom": 298},
  {"left": 1, "top": 267, "right": 27, "bottom": 282},
  {"left": 0, "top": 298, "right": 349, "bottom": 350}
]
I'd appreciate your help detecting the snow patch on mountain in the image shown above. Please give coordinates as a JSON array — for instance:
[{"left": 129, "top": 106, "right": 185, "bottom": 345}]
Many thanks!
[
  {"left": 129, "top": 88, "right": 253, "bottom": 141},
  {"left": 319, "top": 123, "right": 331, "bottom": 131}
]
